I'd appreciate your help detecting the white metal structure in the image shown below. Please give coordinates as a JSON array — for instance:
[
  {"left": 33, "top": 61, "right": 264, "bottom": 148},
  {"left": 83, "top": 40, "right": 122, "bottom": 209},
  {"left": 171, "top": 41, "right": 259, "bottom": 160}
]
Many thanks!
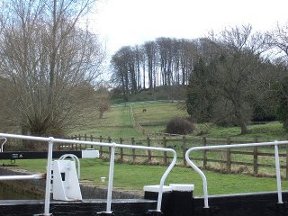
[
  {"left": 0, "top": 133, "right": 177, "bottom": 215},
  {"left": 185, "top": 140, "right": 288, "bottom": 209},
  {"left": 59, "top": 154, "right": 81, "bottom": 179},
  {"left": 58, "top": 151, "right": 99, "bottom": 180},
  {"left": 52, "top": 160, "right": 82, "bottom": 201}
]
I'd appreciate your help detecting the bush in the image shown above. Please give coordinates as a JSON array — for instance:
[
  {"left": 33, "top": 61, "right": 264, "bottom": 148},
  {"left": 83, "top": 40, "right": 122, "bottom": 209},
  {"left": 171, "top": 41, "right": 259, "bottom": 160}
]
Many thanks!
[{"left": 165, "top": 117, "right": 194, "bottom": 135}]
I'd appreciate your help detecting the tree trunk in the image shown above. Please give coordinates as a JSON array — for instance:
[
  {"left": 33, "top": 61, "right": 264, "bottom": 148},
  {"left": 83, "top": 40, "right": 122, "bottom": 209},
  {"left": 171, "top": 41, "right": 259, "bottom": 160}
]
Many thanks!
[
  {"left": 235, "top": 106, "right": 249, "bottom": 134},
  {"left": 239, "top": 121, "right": 248, "bottom": 134}
]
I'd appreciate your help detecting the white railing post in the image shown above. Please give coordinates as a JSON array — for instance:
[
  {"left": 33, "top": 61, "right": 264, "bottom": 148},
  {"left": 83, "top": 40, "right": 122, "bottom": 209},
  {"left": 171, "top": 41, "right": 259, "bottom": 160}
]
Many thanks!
[
  {"left": 185, "top": 148, "right": 209, "bottom": 208},
  {"left": 44, "top": 137, "right": 54, "bottom": 216},
  {"left": 185, "top": 140, "right": 288, "bottom": 208},
  {"left": 274, "top": 141, "right": 283, "bottom": 204},
  {"left": 0, "top": 137, "right": 7, "bottom": 152},
  {"left": 156, "top": 149, "right": 177, "bottom": 212},
  {"left": 106, "top": 144, "right": 116, "bottom": 213}
]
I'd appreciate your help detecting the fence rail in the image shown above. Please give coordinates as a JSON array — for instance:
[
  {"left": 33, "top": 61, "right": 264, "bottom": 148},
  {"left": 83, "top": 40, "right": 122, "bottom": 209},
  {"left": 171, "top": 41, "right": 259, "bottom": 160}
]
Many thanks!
[
  {"left": 49, "top": 134, "right": 288, "bottom": 179},
  {"left": 4, "top": 134, "right": 288, "bottom": 179}
]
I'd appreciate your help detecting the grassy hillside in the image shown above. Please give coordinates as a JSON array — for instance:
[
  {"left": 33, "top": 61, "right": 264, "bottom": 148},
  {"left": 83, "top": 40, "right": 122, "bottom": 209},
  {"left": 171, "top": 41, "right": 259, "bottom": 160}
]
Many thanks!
[
  {"left": 71, "top": 101, "right": 187, "bottom": 139},
  {"left": 71, "top": 103, "right": 142, "bottom": 138},
  {"left": 71, "top": 101, "right": 288, "bottom": 142}
]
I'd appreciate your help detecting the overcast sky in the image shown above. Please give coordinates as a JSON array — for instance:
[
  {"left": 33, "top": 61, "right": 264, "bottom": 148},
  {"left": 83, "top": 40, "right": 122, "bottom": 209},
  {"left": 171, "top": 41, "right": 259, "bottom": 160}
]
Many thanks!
[{"left": 87, "top": 0, "right": 288, "bottom": 56}]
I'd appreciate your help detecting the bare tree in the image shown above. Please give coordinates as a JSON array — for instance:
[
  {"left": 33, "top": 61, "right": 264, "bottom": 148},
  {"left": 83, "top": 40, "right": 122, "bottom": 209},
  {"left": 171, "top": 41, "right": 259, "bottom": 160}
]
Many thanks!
[
  {"left": 267, "top": 23, "right": 288, "bottom": 59},
  {"left": 143, "top": 41, "right": 158, "bottom": 89},
  {"left": 95, "top": 85, "right": 111, "bottom": 119},
  {"left": 179, "top": 39, "right": 197, "bottom": 85},
  {"left": 211, "top": 25, "right": 267, "bottom": 134},
  {"left": 0, "top": 0, "right": 105, "bottom": 136},
  {"left": 186, "top": 26, "right": 269, "bottom": 134},
  {"left": 157, "top": 37, "right": 173, "bottom": 86},
  {"left": 111, "top": 46, "right": 132, "bottom": 101}
]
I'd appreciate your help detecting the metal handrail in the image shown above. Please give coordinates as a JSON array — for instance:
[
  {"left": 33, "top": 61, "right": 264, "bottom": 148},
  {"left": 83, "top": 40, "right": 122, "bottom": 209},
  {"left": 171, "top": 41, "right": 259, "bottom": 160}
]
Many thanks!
[
  {"left": 0, "top": 137, "right": 7, "bottom": 152},
  {"left": 0, "top": 133, "right": 177, "bottom": 215},
  {"left": 0, "top": 173, "right": 45, "bottom": 180},
  {"left": 185, "top": 140, "right": 288, "bottom": 209}
]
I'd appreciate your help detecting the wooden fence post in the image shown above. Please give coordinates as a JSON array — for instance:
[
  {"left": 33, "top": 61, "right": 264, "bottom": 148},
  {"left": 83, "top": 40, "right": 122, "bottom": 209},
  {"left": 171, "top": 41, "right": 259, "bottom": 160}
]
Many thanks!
[
  {"left": 131, "top": 137, "right": 136, "bottom": 163},
  {"left": 78, "top": 134, "right": 81, "bottom": 150},
  {"left": 83, "top": 134, "right": 88, "bottom": 148},
  {"left": 253, "top": 138, "right": 259, "bottom": 175},
  {"left": 226, "top": 138, "right": 231, "bottom": 172},
  {"left": 120, "top": 138, "right": 124, "bottom": 162},
  {"left": 99, "top": 136, "right": 103, "bottom": 158},
  {"left": 203, "top": 137, "right": 207, "bottom": 169},
  {"left": 73, "top": 135, "right": 77, "bottom": 150},
  {"left": 286, "top": 144, "right": 288, "bottom": 180},
  {"left": 82, "top": 134, "right": 87, "bottom": 150},
  {"left": 90, "top": 135, "right": 94, "bottom": 148},
  {"left": 147, "top": 137, "right": 152, "bottom": 163},
  {"left": 182, "top": 136, "right": 187, "bottom": 166},
  {"left": 163, "top": 137, "right": 168, "bottom": 165}
]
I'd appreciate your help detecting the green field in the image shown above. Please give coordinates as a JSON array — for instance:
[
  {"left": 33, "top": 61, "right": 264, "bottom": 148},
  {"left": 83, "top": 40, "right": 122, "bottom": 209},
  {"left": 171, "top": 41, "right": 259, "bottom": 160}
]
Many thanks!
[
  {"left": 71, "top": 101, "right": 188, "bottom": 139},
  {"left": 71, "top": 101, "right": 288, "bottom": 142},
  {"left": 4, "top": 101, "right": 288, "bottom": 197},
  {"left": 10, "top": 158, "right": 288, "bottom": 197},
  {"left": 67, "top": 101, "right": 288, "bottom": 196}
]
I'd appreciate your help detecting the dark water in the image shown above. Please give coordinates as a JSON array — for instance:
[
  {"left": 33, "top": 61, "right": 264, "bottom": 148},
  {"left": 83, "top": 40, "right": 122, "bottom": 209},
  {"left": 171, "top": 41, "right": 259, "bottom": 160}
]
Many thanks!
[{"left": 0, "top": 183, "right": 41, "bottom": 200}]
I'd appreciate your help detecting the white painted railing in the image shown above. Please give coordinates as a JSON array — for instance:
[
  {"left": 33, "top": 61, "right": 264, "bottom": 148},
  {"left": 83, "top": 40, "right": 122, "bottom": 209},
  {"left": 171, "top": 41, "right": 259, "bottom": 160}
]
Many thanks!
[
  {"left": 0, "top": 133, "right": 177, "bottom": 215},
  {"left": 185, "top": 140, "right": 288, "bottom": 209},
  {"left": 0, "top": 173, "right": 45, "bottom": 181},
  {"left": 0, "top": 137, "right": 7, "bottom": 152}
]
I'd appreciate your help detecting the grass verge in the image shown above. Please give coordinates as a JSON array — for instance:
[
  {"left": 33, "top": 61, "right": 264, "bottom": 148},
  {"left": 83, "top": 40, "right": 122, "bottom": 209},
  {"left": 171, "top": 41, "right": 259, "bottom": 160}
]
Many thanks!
[{"left": 7, "top": 158, "right": 288, "bottom": 197}]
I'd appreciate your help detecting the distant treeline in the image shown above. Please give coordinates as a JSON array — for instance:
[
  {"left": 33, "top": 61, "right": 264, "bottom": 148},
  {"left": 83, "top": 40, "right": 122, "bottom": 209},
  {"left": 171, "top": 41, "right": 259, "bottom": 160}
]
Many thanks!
[
  {"left": 111, "top": 37, "right": 197, "bottom": 95},
  {"left": 111, "top": 24, "right": 288, "bottom": 134}
]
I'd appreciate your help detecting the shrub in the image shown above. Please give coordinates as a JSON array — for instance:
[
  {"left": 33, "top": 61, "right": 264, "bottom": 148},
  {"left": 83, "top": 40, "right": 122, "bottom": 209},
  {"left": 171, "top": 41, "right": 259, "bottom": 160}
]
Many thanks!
[{"left": 165, "top": 117, "right": 194, "bottom": 135}]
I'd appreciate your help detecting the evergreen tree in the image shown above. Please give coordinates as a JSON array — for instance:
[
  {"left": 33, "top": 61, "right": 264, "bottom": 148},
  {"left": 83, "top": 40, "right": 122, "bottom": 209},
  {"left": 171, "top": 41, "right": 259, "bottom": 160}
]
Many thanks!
[{"left": 277, "top": 77, "right": 288, "bottom": 129}]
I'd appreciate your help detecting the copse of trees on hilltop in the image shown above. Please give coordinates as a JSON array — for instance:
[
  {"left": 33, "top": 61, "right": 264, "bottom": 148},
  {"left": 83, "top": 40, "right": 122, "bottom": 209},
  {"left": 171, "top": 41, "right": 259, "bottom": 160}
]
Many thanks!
[
  {"left": 111, "top": 24, "right": 288, "bottom": 134},
  {"left": 111, "top": 38, "right": 196, "bottom": 96}
]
